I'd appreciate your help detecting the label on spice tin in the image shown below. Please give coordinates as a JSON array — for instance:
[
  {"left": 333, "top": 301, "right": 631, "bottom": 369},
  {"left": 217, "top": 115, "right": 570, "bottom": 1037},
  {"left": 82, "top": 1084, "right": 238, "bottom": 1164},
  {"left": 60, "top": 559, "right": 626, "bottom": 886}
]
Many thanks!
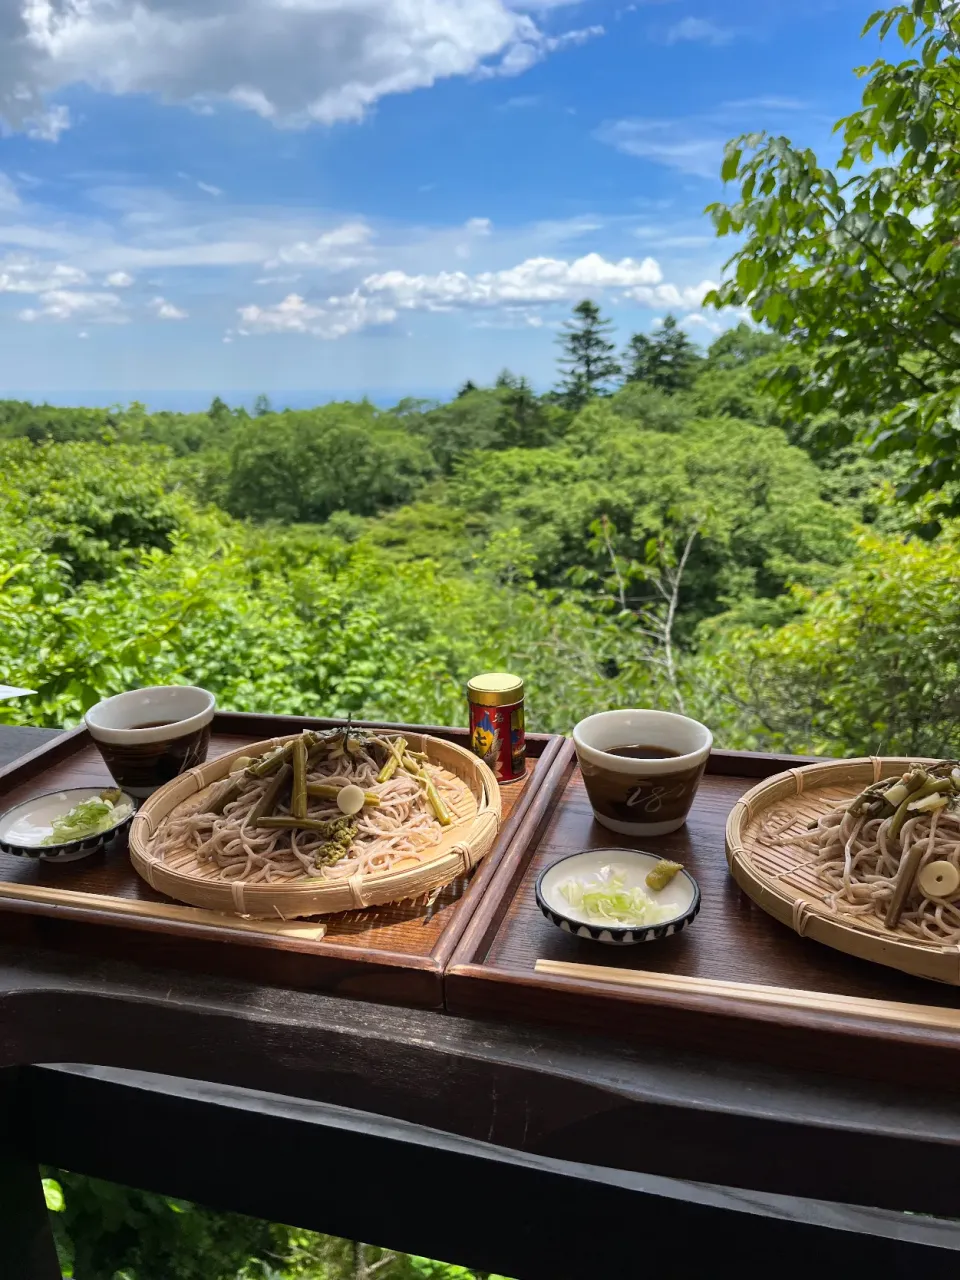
[{"left": 469, "top": 700, "right": 526, "bottom": 782}]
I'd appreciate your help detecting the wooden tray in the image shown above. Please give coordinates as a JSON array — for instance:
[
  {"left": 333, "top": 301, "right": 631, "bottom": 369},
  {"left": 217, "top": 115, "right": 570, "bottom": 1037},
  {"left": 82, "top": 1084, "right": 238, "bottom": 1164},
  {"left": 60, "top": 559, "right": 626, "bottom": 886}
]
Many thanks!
[
  {"left": 0, "top": 713, "right": 566, "bottom": 1009},
  {"left": 446, "top": 750, "right": 960, "bottom": 1086}
]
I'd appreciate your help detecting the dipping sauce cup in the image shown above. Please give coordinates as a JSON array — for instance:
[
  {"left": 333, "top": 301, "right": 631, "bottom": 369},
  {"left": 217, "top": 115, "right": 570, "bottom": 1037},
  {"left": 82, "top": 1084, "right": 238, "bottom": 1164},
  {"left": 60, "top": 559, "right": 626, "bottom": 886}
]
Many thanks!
[
  {"left": 572, "top": 708, "right": 713, "bottom": 836},
  {"left": 85, "top": 686, "right": 215, "bottom": 798}
]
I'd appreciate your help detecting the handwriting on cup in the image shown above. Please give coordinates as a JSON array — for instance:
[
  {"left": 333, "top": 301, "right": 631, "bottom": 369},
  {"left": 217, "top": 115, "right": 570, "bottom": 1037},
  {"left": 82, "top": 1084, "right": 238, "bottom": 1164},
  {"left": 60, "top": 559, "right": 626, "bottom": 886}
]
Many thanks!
[{"left": 625, "top": 781, "right": 687, "bottom": 814}]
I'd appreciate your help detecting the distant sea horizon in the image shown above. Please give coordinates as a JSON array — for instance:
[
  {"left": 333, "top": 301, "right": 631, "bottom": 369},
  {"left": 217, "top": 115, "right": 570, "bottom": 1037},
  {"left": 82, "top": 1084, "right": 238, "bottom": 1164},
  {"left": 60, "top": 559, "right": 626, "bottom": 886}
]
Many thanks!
[{"left": 1, "top": 388, "right": 458, "bottom": 413}]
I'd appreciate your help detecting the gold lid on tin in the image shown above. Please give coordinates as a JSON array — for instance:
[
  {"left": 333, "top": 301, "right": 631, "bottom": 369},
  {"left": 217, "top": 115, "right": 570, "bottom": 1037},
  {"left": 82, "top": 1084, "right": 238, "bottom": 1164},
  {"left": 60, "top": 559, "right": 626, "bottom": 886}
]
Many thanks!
[{"left": 466, "top": 672, "right": 524, "bottom": 708}]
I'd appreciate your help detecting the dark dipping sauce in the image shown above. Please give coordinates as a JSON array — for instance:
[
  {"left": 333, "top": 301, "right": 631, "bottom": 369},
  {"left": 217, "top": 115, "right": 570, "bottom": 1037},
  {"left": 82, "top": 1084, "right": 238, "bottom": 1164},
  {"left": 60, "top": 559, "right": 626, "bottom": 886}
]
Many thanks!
[
  {"left": 606, "top": 744, "right": 680, "bottom": 760},
  {"left": 125, "top": 720, "right": 180, "bottom": 730}
]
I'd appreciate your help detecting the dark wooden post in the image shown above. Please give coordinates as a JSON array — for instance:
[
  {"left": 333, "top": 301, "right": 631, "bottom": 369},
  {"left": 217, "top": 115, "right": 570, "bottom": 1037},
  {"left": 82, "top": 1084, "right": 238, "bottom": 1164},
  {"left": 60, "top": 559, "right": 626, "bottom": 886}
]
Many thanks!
[{"left": 0, "top": 1069, "right": 61, "bottom": 1279}]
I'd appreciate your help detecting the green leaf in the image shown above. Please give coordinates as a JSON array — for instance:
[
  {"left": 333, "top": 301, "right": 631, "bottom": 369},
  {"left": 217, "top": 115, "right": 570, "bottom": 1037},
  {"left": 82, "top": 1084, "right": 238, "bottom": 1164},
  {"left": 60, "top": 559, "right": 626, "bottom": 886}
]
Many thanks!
[
  {"left": 42, "top": 1178, "right": 64, "bottom": 1212},
  {"left": 923, "top": 242, "right": 953, "bottom": 275},
  {"left": 897, "top": 12, "right": 916, "bottom": 44},
  {"left": 736, "top": 257, "right": 763, "bottom": 294},
  {"left": 908, "top": 121, "right": 928, "bottom": 151},
  {"left": 721, "top": 147, "right": 742, "bottom": 183}
]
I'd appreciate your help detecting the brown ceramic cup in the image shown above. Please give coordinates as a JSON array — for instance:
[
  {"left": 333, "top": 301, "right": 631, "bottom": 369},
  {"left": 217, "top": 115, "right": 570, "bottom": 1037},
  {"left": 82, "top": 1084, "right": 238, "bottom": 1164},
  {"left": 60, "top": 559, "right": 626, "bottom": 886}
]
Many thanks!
[
  {"left": 84, "top": 686, "right": 215, "bottom": 798},
  {"left": 572, "top": 708, "right": 713, "bottom": 837}
]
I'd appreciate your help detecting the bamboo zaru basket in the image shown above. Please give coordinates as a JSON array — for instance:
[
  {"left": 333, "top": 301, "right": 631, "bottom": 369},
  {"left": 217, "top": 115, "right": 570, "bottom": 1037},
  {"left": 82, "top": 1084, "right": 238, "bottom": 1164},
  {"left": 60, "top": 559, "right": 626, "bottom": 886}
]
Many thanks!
[
  {"left": 130, "top": 732, "right": 501, "bottom": 919},
  {"left": 726, "top": 756, "right": 960, "bottom": 985}
]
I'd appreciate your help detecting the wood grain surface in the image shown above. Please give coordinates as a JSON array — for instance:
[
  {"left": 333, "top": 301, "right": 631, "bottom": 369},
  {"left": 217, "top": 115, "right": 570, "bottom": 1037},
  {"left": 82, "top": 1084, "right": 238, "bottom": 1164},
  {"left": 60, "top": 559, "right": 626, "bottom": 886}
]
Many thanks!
[
  {"left": 0, "top": 716, "right": 565, "bottom": 1008},
  {"left": 448, "top": 755, "right": 960, "bottom": 1085},
  {"left": 6, "top": 943, "right": 960, "bottom": 1221},
  {"left": 24, "top": 1064, "right": 960, "bottom": 1276}
]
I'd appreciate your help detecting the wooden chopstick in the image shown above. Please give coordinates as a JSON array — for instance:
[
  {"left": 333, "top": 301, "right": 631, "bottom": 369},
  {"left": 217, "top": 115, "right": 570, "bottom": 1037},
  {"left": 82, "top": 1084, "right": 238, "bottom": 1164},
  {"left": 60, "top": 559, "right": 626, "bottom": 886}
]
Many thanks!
[
  {"left": 534, "top": 959, "right": 960, "bottom": 1032},
  {"left": 0, "top": 881, "right": 326, "bottom": 941}
]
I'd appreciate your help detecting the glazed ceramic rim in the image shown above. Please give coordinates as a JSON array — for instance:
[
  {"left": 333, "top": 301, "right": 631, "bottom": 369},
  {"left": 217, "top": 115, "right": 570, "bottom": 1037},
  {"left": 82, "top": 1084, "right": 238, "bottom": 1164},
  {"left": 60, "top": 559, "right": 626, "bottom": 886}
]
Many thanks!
[
  {"left": 535, "top": 848, "right": 701, "bottom": 940},
  {"left": 85, "top": 686, "right": 215, "bottom": 746},
  {"left": 572, "top": 708, "right": 712, "bottom": 776},
  {"left": 0, "top": 785, "right": 137, "bottom": 856}
]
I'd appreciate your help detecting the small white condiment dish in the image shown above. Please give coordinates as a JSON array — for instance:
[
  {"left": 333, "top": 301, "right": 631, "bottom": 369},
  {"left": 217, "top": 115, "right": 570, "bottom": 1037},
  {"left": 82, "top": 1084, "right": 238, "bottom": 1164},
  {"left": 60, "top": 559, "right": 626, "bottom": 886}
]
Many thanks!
[
  {"left": 536, "top": 848, "right": 700, "bottom": 946},
  {"left": 0, "top": 786, "right": 136, "bottom": 862}
]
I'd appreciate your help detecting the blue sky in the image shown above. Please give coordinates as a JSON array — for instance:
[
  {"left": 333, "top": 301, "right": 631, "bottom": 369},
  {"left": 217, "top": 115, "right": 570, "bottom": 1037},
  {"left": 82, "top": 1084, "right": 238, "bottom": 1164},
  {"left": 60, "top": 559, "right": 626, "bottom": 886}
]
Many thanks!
[{"left": 0, "top": 0, "right": 880, "bottom": 405}]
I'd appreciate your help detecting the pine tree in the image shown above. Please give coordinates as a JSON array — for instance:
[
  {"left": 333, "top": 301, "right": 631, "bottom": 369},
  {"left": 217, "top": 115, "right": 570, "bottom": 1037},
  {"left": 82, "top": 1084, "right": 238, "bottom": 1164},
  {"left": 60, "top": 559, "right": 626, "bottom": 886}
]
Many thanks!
[
  {"left": 496, "top": 373, "right": 555, "bottom": 448},
  {"left": 622, "top": 314, "right": 701, "bottom": 393},
  {"left": 253, "top": 393, "right": 273, "bottom": 416},
  {"left": 456, "top": 380, "right": 478, "bottom": 398},
  {"left": 208, "top": 396, "right": 231, "bottom": 422},
  {"left": 555, "top": 300, "right": 620, "bottom": 409}
]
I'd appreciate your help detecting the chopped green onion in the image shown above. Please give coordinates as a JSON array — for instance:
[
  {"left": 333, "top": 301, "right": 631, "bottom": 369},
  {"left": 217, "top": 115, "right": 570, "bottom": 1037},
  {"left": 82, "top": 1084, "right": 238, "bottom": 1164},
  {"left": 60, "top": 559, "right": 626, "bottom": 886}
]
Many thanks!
[
  {"left": 558, "top": 868, "right": 674, "bottom": 927},
  {"left": 41, "top": 790, "right": 132, "bottom": 845}
]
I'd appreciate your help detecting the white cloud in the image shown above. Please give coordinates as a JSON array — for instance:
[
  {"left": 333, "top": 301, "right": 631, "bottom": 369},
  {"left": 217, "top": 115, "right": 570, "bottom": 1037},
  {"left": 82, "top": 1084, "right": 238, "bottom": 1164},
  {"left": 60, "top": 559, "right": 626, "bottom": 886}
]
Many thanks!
[
  {"left": 150, "top": 295, "right": 188, "bottom": 320},
  {"left": 0, "top": 173, "right": 20, "bottom": 212},
  {"left": 664, "top": 17, "right": 733, "bottom": 46},
  {"left": 627, "top": 279, "right": 717, "bottom": 308},
  {"left": 0, "top": 0, "right": 593, "bottom": 132},
  {"left": 255, "top": 273, "right": 302, "bottom": 285},
  {"left": 238, "top": 291, "right": 397, "bottom": 339},
  {"left": 266, "top": 221, "right": 374, "bottom": 269},
  {"left": 633, "top": 227, "right": 714, "bottom": 249},
  {"left": 175, "top": 171, "right": 221, "bottom": 195},
  {"left": 597, "top": 118, "right": 723, "bottom": 178},
  {"left": 0, "top": 255, "right": 87, "bottom": 293},
  {"left": 454, "top": 216, "right": 494, "bottom": 260},
  {"left": 723, "top": 96, "right": 806, "bottom": 111},
  {"left": 25, "top": 104, "right": 71, "bottom": 141},
  {"left": 237, "top": 250, "right": 695, "bottom": 340},
  {"left": 681, "top": 313, "right": 722, "bottom": 334},
  {"left": 545, "top": 24, "right": 605, "bottom": 51},
  {"left": 472, "top": 311, "right": 555, "bottom": 330},
  {"left": 104, "top": 270, "right": 134, "bottom": 287},
  {"left": 99, "top": 240, "right": 266, "bottom": 270},
  {"left": 509, "top": 0, "right": 589, "bottom": 8},
  {"left": 20, "top": 290, "right": 125, "bottom": 323},
  {"left": 600, "top": 95, "right": 814, "bottom": 180},
  {"left": 480, "top": 23, "right": 604, "bottom": 77},
  {"left": 363, "top": 252, "right": 663, "bottom": 310}
]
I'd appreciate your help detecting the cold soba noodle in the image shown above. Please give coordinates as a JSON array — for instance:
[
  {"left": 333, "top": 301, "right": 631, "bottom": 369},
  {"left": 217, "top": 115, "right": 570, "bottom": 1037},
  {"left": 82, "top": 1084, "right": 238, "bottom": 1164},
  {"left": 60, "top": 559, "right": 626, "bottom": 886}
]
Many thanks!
[
  {"left": 147, "top": 728, "right": 469, "bottom": 885},
  {"left": 787, "top": 761, "right": 960, "bottom": 944}
]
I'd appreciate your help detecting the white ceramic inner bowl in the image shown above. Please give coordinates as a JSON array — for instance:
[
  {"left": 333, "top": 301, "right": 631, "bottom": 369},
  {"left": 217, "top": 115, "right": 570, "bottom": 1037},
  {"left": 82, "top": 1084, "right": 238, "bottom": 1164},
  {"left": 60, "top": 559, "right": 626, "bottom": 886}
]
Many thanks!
[
  {"left": 573, "top": 709, "right": 712, "bottom": 772},
  {"left": 85, "top": 686, "right": 215, "bottom": 745}
]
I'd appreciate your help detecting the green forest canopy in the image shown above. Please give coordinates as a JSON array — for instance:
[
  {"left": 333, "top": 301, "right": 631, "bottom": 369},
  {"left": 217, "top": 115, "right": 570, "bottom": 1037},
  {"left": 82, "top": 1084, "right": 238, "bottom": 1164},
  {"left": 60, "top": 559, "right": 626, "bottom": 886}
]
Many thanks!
[
  {"left": 0, "top": 303, "right": 950, "bottom": 758},
  {"left": 43, "top": 1170, "right": 508, "bottom": 1280}
]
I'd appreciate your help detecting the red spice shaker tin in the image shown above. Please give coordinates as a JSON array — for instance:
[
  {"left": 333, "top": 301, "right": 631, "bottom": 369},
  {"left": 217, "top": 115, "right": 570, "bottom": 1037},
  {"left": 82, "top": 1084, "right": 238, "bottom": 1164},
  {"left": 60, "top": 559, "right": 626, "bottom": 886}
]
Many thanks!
[{"left": 467, "top": 672, "right": 526, "bottom": 783}]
